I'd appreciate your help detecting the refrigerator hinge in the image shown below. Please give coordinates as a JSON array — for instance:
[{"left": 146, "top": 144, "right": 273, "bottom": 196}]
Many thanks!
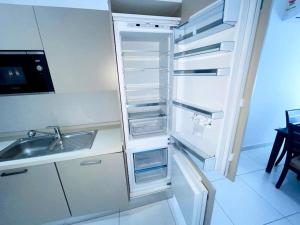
[{"left": 168, "top": 136, "right": 175, "bottom": 145}]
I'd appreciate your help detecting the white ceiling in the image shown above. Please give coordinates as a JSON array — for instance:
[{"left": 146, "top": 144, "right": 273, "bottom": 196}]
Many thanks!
[{"left": 110, "top": 0, "right": 182, "bottom": 17}]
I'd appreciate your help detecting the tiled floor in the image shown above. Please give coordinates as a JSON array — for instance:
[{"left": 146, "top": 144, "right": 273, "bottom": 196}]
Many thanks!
[
  {"left": 73, "top": 200, "right": 175, "bottom": 225},
  {"left": 212, "top": 147, "right": 300, "bottom": 225},
  {"left": 75, "top": 146, "right": 300, "bottom": 225}
]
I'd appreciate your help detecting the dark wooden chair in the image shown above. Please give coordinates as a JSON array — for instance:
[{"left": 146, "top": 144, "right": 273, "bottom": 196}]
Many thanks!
[
  {"left": 274, "top": 109, "right": 300, "bottom": 166},
  {"left": 276, "top": 123, "right": 300, "bottom": 189}
]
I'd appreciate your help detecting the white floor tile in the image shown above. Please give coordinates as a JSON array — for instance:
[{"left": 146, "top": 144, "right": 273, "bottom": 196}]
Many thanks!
[
  {"left": 237, "top": 152, "right": 265, "bottom": 175},
  {"left": 239, "top": 169, "right": 300, "bottom": 216},
  {"left": 287, "top": 212, "right": 300, "bottom": 225},
  {"left": 203, "top": 170, "right": 226, "bottom": 182},
  {"left": 211, "top": 202, "right": 233, "bottom": 225},
  {"left": 242, "top": 147, "right": 273, "bottom": 167},
  {"left": 265, "top": 218, "right": 292, "bottom": 225},
  {"left": 212, "top": 178, "right": 282, "bottom": 225},
  {"left": 120, "top": 200, "right": 175, "bottom": 225},
  {"left": 270, "top": 165, "right": 300, "bottom": 204},
  {"left": 73, "top": 213, "right": 119, "bottom": 225}
]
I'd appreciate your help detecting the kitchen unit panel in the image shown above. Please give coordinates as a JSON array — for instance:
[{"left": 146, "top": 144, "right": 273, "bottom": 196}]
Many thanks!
[
  {"left": 34, "top": 6, "right": 118, "bottom": 93},
  {"left": 56, "top": 153, "right": 128, "bottom": 216},
  {"left": 0, "top": 4, "right": 43, "bottom": 50},
  {"left": 0, "top": 163, "right": 70, "bottom": 225},
  {"left": 180, "top": 0, "right": 216, "bottom": 23}
]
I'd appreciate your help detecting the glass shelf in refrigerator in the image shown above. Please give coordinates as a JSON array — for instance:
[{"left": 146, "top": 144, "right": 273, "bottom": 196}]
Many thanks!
[
  {"left": 134, "top": 165, "right": 168, "bottom": 184},
  {"left": 129, "top": 116, "right": 167, "bottom": 137}
]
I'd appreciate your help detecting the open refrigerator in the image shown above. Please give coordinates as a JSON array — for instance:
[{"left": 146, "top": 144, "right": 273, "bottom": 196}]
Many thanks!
[{"left": 113, "top": 0, "right": 262, "bottom": 224}]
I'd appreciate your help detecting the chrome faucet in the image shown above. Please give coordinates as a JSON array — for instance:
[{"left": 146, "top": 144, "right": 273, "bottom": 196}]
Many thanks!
[
  {"left": 47, "top": 126, "right": 63, "bottom": 141},
  {"left": 27, "top": 126, "right": 64, "bottom": 151},
  {"left": 27, "top": 126, "right": 63, "bottom": 143}
]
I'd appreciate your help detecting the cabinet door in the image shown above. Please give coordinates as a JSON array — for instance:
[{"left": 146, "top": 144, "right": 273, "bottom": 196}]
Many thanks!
[
  {"left": 34, "top": 6, "right": 118, "bottom": 93},
  {"left": 0, "top": 163, "right": 70, "bottom": 225},
  {"left": 56, "top": 153, "right": 128, "bottom": 216},
  {"left": 0, "top": 4, "right": 43, "bottom": 50}
]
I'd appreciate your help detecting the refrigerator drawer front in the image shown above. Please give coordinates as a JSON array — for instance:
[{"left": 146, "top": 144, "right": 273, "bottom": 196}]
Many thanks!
[
  {"left": 135, "top": 166, "right": 167, "bottom": 184},
  {"left": 134, "top": 148, "right": 168, "bottom": 170},
  {"left": 129, "top": 116, "right": 167, "bottom": 137}
]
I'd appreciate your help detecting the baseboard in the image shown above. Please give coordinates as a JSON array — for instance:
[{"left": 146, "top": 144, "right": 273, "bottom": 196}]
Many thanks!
[{"left": 242, "top": 142, "right": 273, "bottom": 151}]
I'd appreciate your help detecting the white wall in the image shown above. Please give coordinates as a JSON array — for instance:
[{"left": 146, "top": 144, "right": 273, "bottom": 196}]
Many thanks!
[
  {"left": 0, "top": 0, "right": 108, "bottom": 10},
  {"left": 0, "top": 91, "right": 120, "bottom": 133},
  {"left": 242, "top": 0, "right": 300, "bottom": 148}
]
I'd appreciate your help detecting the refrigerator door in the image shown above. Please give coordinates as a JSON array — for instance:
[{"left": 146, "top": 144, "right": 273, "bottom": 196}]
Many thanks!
[
  {"left": 170, "top": 0, "right": 261, "bottom": 175},
  {"left": 169, "top": 0, "right": 262, "bottom": 178},
  {"left": 170, "top": 1, "right": 236, "bottom": 170},
  {"left": 169, "top": 144, "right": 215, "bottom": 225}
]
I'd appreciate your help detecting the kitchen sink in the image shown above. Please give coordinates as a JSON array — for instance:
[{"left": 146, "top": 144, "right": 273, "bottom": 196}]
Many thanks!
[{"left": 0, "top": 130, "right": 98, "bottom": 162}]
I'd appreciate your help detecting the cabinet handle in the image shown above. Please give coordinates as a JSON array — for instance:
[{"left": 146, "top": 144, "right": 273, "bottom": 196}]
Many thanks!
[
  {"left": 1, "top": 169, "right": 28, "bottom": 177},
  {"left": 80, "top": 160, "right": 101, "bottom": 166}
]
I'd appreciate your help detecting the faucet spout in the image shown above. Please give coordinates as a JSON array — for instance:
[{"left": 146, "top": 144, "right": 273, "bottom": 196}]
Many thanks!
[{"left": 47, "top": 126, "right": 63, "bottom": 144}]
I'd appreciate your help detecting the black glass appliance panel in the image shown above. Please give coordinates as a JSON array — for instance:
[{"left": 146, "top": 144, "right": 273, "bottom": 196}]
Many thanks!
[{"left": 0, "top": 51, "right": 55, "bottom": 95}]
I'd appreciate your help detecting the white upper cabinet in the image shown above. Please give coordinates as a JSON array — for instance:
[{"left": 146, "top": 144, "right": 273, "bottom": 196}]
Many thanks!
[
  {"left": 34, "top": 6, "right": 118, "bottom": 93},
  {"left": 0, "top": 4, "right": 43, "bottom": 50},
  {"left": 180, "top": 0, "right": 215, "bottom": 23},
  {"left": 0, "top": 0, "right": 109, "bottom": 10}
]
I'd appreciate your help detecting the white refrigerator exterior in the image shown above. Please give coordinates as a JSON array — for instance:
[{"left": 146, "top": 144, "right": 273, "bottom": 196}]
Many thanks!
[{"left": 113, "top": 0, "right": 262, "bottom": 224}]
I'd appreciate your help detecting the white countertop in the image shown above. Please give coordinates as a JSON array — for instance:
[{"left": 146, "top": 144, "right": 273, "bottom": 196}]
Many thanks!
[{"left": 0, "top": 126, "right": 123, "bottom": 171}]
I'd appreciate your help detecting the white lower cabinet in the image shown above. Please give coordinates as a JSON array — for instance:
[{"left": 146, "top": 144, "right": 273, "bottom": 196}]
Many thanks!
[
  {"left": 0, "top": 163, "right": 70, "bottom": 225},
  {"left": 56, "top": 153, "right": 128, "bottom": 217}
]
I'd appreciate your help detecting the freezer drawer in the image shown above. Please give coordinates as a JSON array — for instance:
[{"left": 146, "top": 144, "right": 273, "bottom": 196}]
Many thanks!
[
  {"left": 135, "top": 166, "right": 168, "bottom": 184},
  {"left": 134, "top": 148, "right": 168, "bottom": 170},
  {"left": 129, "top": 116, "right": 167, "bottom": 137}
]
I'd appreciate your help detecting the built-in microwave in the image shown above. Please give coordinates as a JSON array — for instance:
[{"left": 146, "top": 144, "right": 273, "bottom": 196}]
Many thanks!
[{"left": 0, "top": 51, "right": 54, "bottom": 95}]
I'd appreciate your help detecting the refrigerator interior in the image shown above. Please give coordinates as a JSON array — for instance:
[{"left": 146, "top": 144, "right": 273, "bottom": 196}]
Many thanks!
[
  {"left": 120, "top": 32, "right": 172, "bottom": 139},
  {"left": 133, "top": 148, "right": 168, "bottom": 185}
]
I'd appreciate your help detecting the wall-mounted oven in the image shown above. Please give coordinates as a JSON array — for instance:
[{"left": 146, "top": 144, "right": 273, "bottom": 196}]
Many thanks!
[{"left": 0, "top": 51, "right": 54, "bottom": 95}]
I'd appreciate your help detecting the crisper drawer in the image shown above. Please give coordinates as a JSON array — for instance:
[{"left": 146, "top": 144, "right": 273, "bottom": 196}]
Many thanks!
[
  {"left": 129, "top": 117, "right": 167, "bottom": 137},
  {"left": 134, "top": 148, "right": 168, "bottom": 170},
  {"left": 135, "top": 166, "right": 167, "bottom": 184}
]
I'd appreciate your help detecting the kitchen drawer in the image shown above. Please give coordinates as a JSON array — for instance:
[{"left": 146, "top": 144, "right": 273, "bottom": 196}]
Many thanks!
[
  {"left": 135, "top": 166, "right": 168, "bottom": 184},
  {"left": 134, "top": 148, "right": 168, "bottom": 170}
]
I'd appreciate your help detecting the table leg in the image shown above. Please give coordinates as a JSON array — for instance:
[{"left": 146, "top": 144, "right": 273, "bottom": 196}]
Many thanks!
[{"left": 266, "top": 132, "right": 285, "bottom": 173}]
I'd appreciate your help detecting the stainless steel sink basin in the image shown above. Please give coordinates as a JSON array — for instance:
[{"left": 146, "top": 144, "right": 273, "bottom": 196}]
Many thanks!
[{"left": 0, "top": 130, "right": 97, "bottom": 162}]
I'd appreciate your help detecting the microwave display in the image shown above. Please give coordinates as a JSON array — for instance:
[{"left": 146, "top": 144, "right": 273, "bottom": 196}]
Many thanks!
[{"left": 0, "top": 66, "right": 27, "bottom": 86}]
